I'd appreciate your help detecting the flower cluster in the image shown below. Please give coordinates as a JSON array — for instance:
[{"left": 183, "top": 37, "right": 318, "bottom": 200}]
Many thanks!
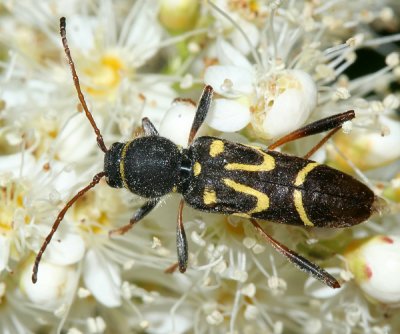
[{"left": 0, "top": 0, "right": 400, "bottom": 333}]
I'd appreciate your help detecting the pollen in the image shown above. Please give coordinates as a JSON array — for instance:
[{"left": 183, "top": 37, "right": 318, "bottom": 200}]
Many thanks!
[
  {"left": 0, "top": 181, "right": 29, "bottom": 233},
  {"left": 83, "top": 53, "right": 126, "bottom": 99},
  {"left": 74, "top": 190, "right": 111, "bottom": 235}
]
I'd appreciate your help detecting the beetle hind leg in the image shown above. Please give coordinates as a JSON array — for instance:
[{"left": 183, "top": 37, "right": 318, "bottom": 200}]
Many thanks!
[
  {"left": 268, "top": 110, "right": 355, "bottom": 157},
  {"left": 250, "top": 219, "right": 340, "bottom": 289}
]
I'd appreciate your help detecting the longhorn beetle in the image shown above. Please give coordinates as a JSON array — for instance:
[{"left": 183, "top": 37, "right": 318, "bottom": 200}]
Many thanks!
[{"left": 32, "top": 17, "right": 382, "bottom": 288}]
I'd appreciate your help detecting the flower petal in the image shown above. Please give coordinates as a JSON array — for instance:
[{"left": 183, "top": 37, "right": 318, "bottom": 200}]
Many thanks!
[
  {"left": 124, "top": 5, "right": 163, "bottom": 67},
  {"left": 206, "top": 98, "right": 251, "bottom": 132},
  {"left": 0, "top": 235, "right": 10, "bottom": 272},
  {"left": 67, "top": 15, "right": 96, "bottom": 54},
  {"left": 0, "top": 152, "right": 36, "bottom": 177},
  {"left": 83, "top": 249, "right": 122, "bottom": 307},
  {"left": 57, "top": 113, "right": 100, "bottom": 163},
  {"left": 204, "top": 65, "right": 255, "bottom": 98},
  {"left": 45, "top": 232, "right": 85, "bottom": 266},
  {"left": 345, "top": 235, "right": 400, "bottom": 305},
  {"left": 262, "top": 70, "right": 317, "bottom": 138},
  {"left": 20, "top": 260, "right": 77, "bottom": 308},
  {"left": 159, "top": 101, "right": 197, "bottom": 146},
  {"left": 216, "top": 38, "right": 253, "bottom": 69},
  {"left": 229, "top": 19, "right": 260, "bottom": 56}
]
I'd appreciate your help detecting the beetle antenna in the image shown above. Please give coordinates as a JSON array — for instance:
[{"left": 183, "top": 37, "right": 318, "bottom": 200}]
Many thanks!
[
  {"left": 60, "top": 17, "right": 108, "bottom": 153},
  {"left": 32, "top": 171, "right": 106, "bottom": 283}
]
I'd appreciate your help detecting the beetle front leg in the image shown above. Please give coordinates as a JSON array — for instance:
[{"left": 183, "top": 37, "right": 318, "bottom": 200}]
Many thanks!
[
  {"left": 187, "top": 85, "right": 214, "bottom": 145},
  {"left": 109, "top": 198, "right": 160, "bottom": 236}
]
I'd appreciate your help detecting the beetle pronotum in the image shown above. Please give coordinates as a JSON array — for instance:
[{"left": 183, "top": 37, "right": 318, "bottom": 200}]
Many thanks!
[{"left": 32, "top": 17, "right": 383, "bottom": 289}]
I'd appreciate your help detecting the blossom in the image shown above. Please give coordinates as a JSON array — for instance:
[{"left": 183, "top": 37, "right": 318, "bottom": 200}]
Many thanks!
[
  {"left": 0, "top": 0, "right": 400, "bottom": 333},
  {"left": 345, "top": 235, "right": 400, "bottom": 305},
  {"left": 203, "top": 1, "right": 400, "bottom": 144}
]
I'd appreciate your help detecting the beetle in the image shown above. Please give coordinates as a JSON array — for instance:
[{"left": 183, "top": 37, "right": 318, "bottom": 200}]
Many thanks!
[{"left": 32, "top": 17, "right": 382, "bottom": 288}]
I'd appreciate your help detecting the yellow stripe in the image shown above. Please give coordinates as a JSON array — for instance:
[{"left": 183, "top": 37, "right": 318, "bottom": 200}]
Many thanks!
[
  {"left": 232, "top": 212, "right": 251, "bottom": 218},
  {"left": 120, "top": 141, "right": 132, "bottom": 190},
  {"left": 294, "top": 162, "right": 319, "bottom": 186},
  {"left": 293, "top": 189, "right": 314, "bottom": 226},
  {"left": 225, "top": 148, "right": 275, "bottom": 172},
  {"left": 223, "top": 178, "right": 269, "bottom": 215},
  {"left": 204, "top": 187, "right": 217, "bottom": 205},
  {"left": 193, "top": 162, "right": 202, "bottom": 176},
  {"left": 209, "top": 140, "right": 224, "bottom": 157}
]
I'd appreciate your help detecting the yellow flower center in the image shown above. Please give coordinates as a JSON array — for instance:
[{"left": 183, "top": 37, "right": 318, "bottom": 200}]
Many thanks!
[
  {"left": 73, "top": 190, "right": 111, "bottom": 235},
  {"left": 228, "top": 0, "right": 262, "bottom": 20},
  {"left": 0, "top": 182, "right": 29, "bottom": 234},
  {"left": 83, "top": 54, "right": 126, "bottom": 99}
]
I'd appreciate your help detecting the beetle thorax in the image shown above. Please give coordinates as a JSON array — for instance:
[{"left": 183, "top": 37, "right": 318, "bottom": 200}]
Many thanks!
[{"left": 105, "top": 136, "right": 181, "bottom": 198}]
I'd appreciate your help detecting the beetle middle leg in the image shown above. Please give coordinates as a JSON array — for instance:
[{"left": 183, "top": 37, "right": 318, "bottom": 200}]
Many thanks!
[
  {"left": 109, "top": 198, "right": 160, "bottom": 236},
  {"left": 250, "top": 219, "right": 340, "bottom": 288},
  {"left": 176, "top": 199, "right": 188, "bottom": 273}
]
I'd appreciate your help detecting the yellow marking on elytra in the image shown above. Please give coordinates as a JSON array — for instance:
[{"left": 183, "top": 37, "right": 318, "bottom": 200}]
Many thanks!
[
  {"left": 232, "top": 212, "right": 251, "bottom": 218},
  {"left": 204, "top": 187, "right": 217, "bottom": 205},
  {"left": 295, "top": 162, "right": 319, "bottom": 186},
  {"left": 120, "top": 141, "right": 132, "bottom": 190},
  {"left": 193, "top": 162, "right": 202, "bottom": 176},
  {"left": 223, "top": 178, "right": 269, "bottom": 214},
  {"left": 225, "top": 147, "right": 275, "bottom": 172},
  {"left": 293, "top": 189, "right": 314, "bottom": 226},
  {"left": 209, "top": 140, "right": 224, "bottom": 157}
]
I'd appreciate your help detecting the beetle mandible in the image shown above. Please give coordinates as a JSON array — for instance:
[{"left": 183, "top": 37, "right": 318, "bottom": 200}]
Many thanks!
[{"left": 32, "top": 17, "right": 383, "bottom": 288}]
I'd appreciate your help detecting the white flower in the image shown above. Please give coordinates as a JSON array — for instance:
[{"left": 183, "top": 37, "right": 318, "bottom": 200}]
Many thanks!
[
  {"left": 345, "top": 235, "right": 400, "bottom": 305},
  {"left": 328, "top": 113, "right": 400, "bottom": 171},
  {"left": 205, "top": 57, "right": 317, "bottom": 138},
  {"left": 20, "top": 259, "right": 78, "bottom": 309},
  {"left": 83, "top": 249, "right": 122, "bottom": 307},
  {"left": 1, "top": 0, "right": 400, "bottom": 333},
  {"left": 203, "top": 2, "right": 400, "bottom": 143},
  {"left": 0, "top": 152, "right": 78, "bottom": 273},
  {"left": 159, "top": 99, "right": 197, "bottom": 146}
]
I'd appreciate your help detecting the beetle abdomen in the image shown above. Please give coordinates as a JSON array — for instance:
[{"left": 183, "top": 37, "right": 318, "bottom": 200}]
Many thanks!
[
  {"left": 182, "top": 136, "right": 378, "bottom": 228},
  {"left": 297, "top": 164, "right": 376, "bottom": 227}
]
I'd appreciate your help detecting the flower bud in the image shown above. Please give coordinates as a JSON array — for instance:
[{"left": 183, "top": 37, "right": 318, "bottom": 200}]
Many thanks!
[{"left": 344, "top": 235, "right": 400, "bottom": 305}]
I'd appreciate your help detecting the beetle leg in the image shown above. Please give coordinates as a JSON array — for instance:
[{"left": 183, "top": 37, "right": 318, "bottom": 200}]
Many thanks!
[
  {"left": 302, "top": 127, "right": 340, "bottom": 159},
  {"left": 164, "top": 262, "right": 179, "bottom": 274},
  {"left": 268, "top": 110, "right": 355, "bottom": 151},
  {"left": 250, "top": 219, "right": 340, "bottom": 289},
  {"left": 187, "top": 85, "right": 214, "bottom": 145},
  {"left": 176, "top": 199, "right": 189, "bottom": 273},
  {"left": 142, "top": 117, "right": 159, "bottom": 136},
  {"left": 109, "top": 198, "right": 160, "bottom": 236}
]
